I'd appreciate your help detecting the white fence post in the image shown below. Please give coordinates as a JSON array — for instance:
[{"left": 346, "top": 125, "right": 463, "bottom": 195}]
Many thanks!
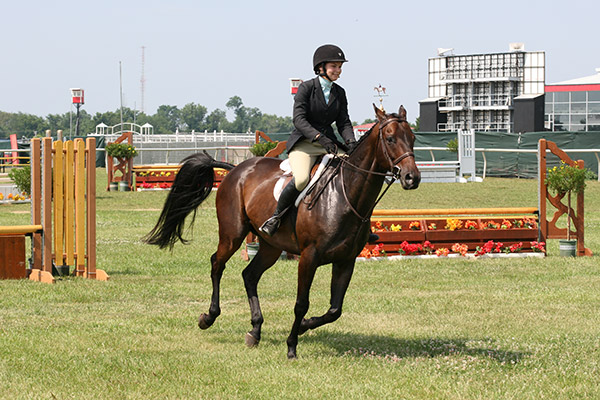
[{"left": 458, "top": 129, "right": 481, "bottom": 182}]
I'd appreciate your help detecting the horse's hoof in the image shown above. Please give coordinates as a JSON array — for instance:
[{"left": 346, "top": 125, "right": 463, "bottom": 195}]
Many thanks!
[
  {"left": 245, "top": 332, "right": 260, "bottom": 347},
  {"left": 198, "top": 313, "right": 212, "bottom": 330},
  {"left": 287, "top": 351, "right": 297, "bottom": 360}
]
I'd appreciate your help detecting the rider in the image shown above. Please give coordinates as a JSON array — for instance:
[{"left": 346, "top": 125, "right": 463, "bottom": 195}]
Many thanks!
[{"left": 259, "top": 44, "right": 358, "bottom": 236}]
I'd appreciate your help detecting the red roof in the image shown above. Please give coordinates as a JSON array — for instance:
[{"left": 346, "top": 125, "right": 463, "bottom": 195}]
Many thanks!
[{"left": 353, "top": 123, "right": 375, "bottom": 132}]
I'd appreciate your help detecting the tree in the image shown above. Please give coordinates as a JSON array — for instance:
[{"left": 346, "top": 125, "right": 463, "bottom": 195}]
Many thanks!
[
  {"left": 150, "top": 105, "right": 182, "bottom": 134},
  {"left": 226, "top": 96, "right": 249, "bottom": 132},
  {"left": 205, "top": 108, "right": 229, "bottom": 132},
  {"left": 0, "top": 95, "right": 299, "bottom": 137},
  {"left": 411, "top": 117, "right": 420, "bottom": 132},
  {"left": 0, "top": 112, "right": 47, "bottom": 139},
  {"left": 180, "top": 103, "right": 208, "bottom": 131}
]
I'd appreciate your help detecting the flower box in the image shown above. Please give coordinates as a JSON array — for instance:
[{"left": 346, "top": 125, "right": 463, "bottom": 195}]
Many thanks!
[
  {"left": 133, "top": 166, "right": 230, "bottom": 190},
  {"left": 364, "top": 214, "right": 544, "bottom": 259},
  {"left": 371, "top": 219, "right": 425, "bottom": 242}
]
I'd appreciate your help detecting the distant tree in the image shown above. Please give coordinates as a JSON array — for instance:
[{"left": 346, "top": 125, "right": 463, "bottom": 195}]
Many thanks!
[
  {"left": 255, "top": 114, "right": 293, "bottom": 133},
  {"left": 180, "top": 102, "right": 208, "bottom": 131},
  {"left": 226, "top": 96, "right": 250, "bottom": 132},
  {"left": 46, "top": 109, "right": 95, "bottom": 137},
  {"left": 205, "top": 108, "right": 229, "bottom": 132},
  {"left": 0, "top": 112, "right": 47, "bottom": 139},
  {"left": 411, "top": 117, "right": 420, "bottom": 132},
  {"left": 150, "top": 105, "right": 182, "bottom": 134},
  {"left": 92, "top": 110, "right": 122, "bottom": 128},
  {"left": 0, "top": 96, "right": 300, "bottom": 138}
]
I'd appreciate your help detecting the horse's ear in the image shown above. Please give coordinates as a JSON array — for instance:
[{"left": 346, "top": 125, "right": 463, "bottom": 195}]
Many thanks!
[
  {"left": 399, "top": 105, "right": 407, "bottom": 121},
  {"left": 373, "top": 103, "right": 386, "bottom": 122}
]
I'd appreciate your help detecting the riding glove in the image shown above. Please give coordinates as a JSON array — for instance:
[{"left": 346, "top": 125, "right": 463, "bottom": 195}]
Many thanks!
[
  {"left": 346, "top": 139, "right": 358, "bottom": 152},
  {"left": 317, "top": 135, "right": 338, "bottom": 154}
]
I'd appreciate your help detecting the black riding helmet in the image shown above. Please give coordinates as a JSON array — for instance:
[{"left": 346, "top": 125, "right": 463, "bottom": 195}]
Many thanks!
[{"left": 313, "top": 44, "right": 348, "bottom": 79}]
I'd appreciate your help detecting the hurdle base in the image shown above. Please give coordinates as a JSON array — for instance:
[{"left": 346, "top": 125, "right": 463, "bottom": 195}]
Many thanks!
[
  {"left": 84, "top": 269, "right": 110, "bottom": 281},
  {"left": 28, "top": 269, "right": 55, "bottom": 284}
]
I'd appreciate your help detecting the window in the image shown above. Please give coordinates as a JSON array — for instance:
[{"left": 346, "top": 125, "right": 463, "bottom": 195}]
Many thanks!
[
  {"left": 554, "top": 115, "right": 569, "bottom": 124},
  {"left": 571, "top": 103, "right": 587, "bottom": 113},
  {"left": 554, "top": 92, "right": 569, "bottom": 102},
  {"left": 588, "top": 91, "right": 600, "bottom": 101},
  {"left": 588, "top": 113, "right": 600, "bottom": 123},
  {"left": 589, "top": 103, "right": 600, "bottom": 113},
  {"left": 571, "top": 92, "right": 586, "bottom": 102},
  {"left": 570, "top": 124, "right": 586, "bottom": 132},
  {"left": 554, "top": 103, "right": 569, "bottom": 113}
]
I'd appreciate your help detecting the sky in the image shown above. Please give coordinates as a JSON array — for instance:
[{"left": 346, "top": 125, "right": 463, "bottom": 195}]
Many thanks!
[{"left": 1, "top": 0, "right": 599, "bottom": 126}]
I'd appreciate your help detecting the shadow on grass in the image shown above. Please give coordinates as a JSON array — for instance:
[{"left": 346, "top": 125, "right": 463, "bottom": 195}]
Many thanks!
[{"left": 301, "top": 330, "right": 526, "bottom": 363}]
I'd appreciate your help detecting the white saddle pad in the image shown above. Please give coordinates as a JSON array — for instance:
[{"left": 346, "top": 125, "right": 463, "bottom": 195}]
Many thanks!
[{"left": 273, "top": 155, "right": 333, "bottom": 207}]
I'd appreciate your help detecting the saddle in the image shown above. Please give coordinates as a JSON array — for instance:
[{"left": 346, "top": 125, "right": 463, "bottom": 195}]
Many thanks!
[{"left": 273, "top": 155, "right": 335, "bottom": 207}]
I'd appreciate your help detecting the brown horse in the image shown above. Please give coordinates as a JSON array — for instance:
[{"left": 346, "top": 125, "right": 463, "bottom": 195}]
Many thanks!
[{"left": 144, "top": 104, "right": 420, "bottom": 358}]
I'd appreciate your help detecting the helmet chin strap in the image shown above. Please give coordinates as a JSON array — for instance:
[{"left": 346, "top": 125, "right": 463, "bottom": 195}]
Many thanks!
[{"left": 318, "top": 63, "right": 333, "bottom": 81}]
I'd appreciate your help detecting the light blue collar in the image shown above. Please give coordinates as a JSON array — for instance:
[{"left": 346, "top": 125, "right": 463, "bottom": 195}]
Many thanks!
[{"left": 318, "top": 76, "right": 333, "bottom": 104}]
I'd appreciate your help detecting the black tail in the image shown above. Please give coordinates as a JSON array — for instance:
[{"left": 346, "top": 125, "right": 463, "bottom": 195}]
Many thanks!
[{"left": 143, "top": 152, "right": 234, "bottom": 249}]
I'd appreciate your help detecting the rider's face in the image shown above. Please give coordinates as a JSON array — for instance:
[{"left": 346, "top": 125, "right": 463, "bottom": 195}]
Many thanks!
[{"left": 321, "top": 62, "right": 343, "bottom": 81}]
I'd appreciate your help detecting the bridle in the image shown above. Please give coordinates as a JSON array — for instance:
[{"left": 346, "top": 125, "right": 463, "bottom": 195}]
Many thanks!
[
  {"left": 340, "top": 117, "right": 414, "bottom": 180},
  {"left": 337, "top": 116, "right": 415, "bottom": 222}
]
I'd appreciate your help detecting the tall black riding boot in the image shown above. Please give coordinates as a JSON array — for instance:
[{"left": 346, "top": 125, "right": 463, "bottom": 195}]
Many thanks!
[{"left": 259, "top": 180, "right": 301, "bottom": 236}]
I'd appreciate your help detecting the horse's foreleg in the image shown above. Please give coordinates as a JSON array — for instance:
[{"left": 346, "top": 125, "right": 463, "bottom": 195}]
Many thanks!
[
  {"left": 298, "top": 260, "right": 355, "bottom": 335},
  {"left": 242, "top": 241, "right": 282, "bottom": 347},
  {"left": 287, "top": 249, "right": 319, "bottom": 359}
]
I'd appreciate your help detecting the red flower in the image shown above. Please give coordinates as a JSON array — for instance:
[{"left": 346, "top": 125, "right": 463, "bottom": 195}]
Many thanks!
[
  {"left": 409, "top": 221, "right": 421, "bottom": 230},
  {"left": 465, "top": 220, "right": 478, "bottom": 230},
  {"left": 451, "top": 243, "right": 468, "bottom": 256},
  {"left": 530, "top": 241, "right": 546, "bottom": 252}
]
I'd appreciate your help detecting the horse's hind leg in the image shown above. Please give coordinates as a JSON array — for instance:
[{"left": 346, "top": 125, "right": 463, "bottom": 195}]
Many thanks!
[
  {"left": 242, "top": 240, "right": 282, "bottom": 347},
  {"left": 198, "top": 229, "right": 248, "bottom": 330},
  {"left": 298, "top": 260, "right": 355, "bottom": 336}
]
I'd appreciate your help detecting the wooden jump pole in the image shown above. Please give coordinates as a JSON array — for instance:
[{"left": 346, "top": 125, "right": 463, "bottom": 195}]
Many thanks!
[{"left": 27, "top": 137, "right": 108, "bottom": 283}]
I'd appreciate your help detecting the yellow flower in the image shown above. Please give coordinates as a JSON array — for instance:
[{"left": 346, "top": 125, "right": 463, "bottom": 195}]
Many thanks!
[{"left": 390, "top": 224, "right": 402, "bottom": 231}]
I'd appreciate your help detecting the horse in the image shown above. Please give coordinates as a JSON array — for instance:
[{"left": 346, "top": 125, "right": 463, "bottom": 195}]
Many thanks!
[{"left": 144, "top": 104, "right": 420, "bottom": 359}]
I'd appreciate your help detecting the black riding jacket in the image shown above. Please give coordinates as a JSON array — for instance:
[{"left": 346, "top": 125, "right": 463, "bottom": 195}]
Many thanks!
[{"left": 286, "top": 77, "right": 355, "bottom": 153}]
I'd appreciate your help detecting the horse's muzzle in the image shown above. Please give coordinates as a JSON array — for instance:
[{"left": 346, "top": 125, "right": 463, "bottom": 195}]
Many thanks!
[{"left": 401, "top": 169, "right": 420, "bottom": 190}]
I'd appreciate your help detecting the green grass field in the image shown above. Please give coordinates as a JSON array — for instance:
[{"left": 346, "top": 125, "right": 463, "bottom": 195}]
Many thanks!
[{"left": 1, "top": 171, "right": 599, "bottom": 399}]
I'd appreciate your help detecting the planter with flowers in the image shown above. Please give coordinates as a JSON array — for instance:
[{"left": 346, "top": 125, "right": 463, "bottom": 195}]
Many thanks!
[
  {"left": 360, "top": 212, "right": 543, "bottom": 259},
  {"left": 545, "top": 161, "right": 587, "bottom": 256},
  {"left": 105, "top": 137, "right": 138, "bottom": 191}
]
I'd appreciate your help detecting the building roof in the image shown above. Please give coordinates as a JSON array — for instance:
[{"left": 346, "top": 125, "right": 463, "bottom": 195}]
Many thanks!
[{"left": 549, "top": 68, "right": 600, "bottom": 85}]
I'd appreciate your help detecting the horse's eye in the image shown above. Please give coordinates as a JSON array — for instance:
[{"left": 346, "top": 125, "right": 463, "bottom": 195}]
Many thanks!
[{"left": 386, "top": 136, "right": 396, "bottom": 144}]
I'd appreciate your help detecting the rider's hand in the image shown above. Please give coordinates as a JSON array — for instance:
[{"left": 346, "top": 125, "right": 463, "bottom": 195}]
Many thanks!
[
  {"left": 317, "top": 135, "right": 338, "bottom": 154},
  {"left": 345, "top": 139, "right": 358, "bottom": 153}
]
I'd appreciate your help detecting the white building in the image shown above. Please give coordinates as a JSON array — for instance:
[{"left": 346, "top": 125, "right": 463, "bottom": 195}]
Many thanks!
[{"left": 420, "top": 44, "right": 545, "bottom": 133}]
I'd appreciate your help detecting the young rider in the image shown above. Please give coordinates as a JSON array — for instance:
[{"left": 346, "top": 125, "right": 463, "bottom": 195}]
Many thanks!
[{"left": 259, "top": 44, "right": 358, "bottom": 236}]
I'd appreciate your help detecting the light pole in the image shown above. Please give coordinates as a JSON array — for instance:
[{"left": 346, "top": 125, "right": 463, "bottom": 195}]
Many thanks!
[{"left": 70, "top": 88, "right": 85, "bottom": 137}]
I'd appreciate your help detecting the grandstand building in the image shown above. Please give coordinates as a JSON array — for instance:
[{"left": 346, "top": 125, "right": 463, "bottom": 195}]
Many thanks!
[{"left": 419, "top": 44, "right": 545, "bottom": 133}]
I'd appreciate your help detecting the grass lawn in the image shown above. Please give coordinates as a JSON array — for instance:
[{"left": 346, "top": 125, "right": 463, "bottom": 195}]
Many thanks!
[{"left": 1, "top": 170, "right": 599, "bottom": 399}]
